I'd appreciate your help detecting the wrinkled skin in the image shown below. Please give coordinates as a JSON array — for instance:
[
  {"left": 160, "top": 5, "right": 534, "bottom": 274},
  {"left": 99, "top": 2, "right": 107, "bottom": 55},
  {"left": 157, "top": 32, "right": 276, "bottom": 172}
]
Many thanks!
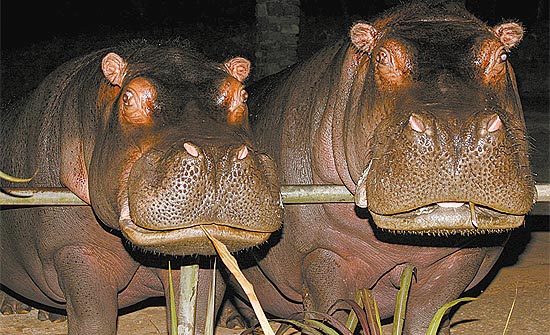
[
  {"left": 234, "top": 2, "right": 536, "bottom": 335},
  {"left": 0, "top": 39, "right": 281, "bottom": 334}
]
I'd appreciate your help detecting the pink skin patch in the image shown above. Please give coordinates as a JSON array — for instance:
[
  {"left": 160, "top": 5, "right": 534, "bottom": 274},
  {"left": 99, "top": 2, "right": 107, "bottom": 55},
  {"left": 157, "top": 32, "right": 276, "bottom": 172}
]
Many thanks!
[
  {"left": 183, "top": 142, "right": 199, "bottom": 157},
  {"left": 487, "top": 114, "right": 502, "bottom": 132},
  {"left": 409, "top": 114, "right": 426, "bottom": 133},
  {"left": 237, "top": 145, "right": 248, "bottom": 160}
]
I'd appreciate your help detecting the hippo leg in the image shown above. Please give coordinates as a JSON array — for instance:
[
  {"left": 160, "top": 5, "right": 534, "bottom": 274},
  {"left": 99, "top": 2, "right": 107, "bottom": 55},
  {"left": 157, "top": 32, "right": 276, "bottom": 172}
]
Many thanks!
[
  {"left": 302, "top": 249, "right": 354, "bottom": 320},
  {"left": 0, "top": 291, "right": 32, "bottom": 315},
  {"left": 54, "top": 245, "right": 137, "bottom": 334},
  {"left": 402, "top": 248, "right": 488, "bottom": 335},
  {"left": 37, "top": 309, "right": 67, "bottom": 323}
]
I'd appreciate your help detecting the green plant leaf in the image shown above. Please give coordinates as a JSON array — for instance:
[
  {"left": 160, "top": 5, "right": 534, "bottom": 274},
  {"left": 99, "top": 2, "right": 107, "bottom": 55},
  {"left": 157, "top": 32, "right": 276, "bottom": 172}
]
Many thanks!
[
  {"left": 306, "top": 310, "right": 354, "bottom": 335},
  {"left": 0, "top": 169, "right": 37, "bottom": 182},
  {"left": 426, "top": 297, "right": 477, "bottom": 335},
  {"left": 360, "top": 289, "right": 382, "bottom": 335},
  {"left": 271, "top": 319, "right": 325, "bottom": 335},
  {"left": 204, "top": 258, "right": 217, "bottom": 335},
  {"left": 306, "top": 319, "right": 341, "bottom": 335},
  {"left": 392, "top": 266, "right": 416, "bottom": 335},
  {"left": 168, "top": 261, "right": 178, "bottom": 335},
  {"left": 337, "top": 299, "right": 370, "bottom": 334},
  {"left": 344, "top": 290, "right": 363, "bottom": 331}
]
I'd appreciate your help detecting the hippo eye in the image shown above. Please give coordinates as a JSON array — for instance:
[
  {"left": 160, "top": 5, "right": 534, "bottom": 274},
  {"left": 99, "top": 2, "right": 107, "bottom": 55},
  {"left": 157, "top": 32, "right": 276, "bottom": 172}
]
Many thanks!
[
  {"left": 498, "top": 52, "right": 508, "bottom": 63},
  {"left": 376, "top": 49, "right": 390, "bottom": 66},
  {"left": 122, "top": 91, "right": 135, "bottom": 106},
  {"left": 241, "top": 90, "right": 248, "bottom": 103}
]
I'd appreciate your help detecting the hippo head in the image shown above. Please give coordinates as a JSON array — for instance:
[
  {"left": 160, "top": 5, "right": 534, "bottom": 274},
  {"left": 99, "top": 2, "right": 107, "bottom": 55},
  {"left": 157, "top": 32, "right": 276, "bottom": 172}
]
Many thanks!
[
  {"left": 342, "top": 3, "right": 536, "bottom": 234},
  {"left": 69, "top": 41, "right": 282, "bottom": 255}
]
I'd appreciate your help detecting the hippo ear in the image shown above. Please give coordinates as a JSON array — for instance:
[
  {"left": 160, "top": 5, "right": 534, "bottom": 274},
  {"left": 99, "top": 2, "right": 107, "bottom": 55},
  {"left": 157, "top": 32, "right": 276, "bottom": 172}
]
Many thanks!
[
  {"left": 102, "top": 52, "right": 128, "bottom": 86},
  {"left": 350, "top": 22, "right": 378, "bottom": 54},
  {"left": 492, "top": 22, "right": 524, "bottom": 49},
  {"left": 224, "top": 57, "right": 251, "bottom": 82}
]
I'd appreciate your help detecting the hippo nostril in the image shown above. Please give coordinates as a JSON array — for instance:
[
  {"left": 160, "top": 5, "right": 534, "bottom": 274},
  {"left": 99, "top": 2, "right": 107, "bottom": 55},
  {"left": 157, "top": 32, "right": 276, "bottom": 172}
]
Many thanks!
[
  {"left": 409, "top": 113, "right": 426, "bottom": 133},
  {"left": 237, "top": 145, "right": 249, "bottom": 160},
  {"left": 487, "top": 114, "right": 502, "bottom": 133},
  {"left": 183, "top": 142, "right": 200, "bottom": 157}
]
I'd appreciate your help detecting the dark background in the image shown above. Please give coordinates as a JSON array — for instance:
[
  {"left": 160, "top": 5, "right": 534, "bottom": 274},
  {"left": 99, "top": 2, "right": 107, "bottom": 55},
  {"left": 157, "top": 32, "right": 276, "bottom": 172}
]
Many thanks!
[
  {"left": 1, "top": 0, "right": 547, "bottom": 49},
  {"left": 1, "top": 0, "right": 548, "bottom": 98},
  {"left": 0, "top": 0, "right": 548, "bottom": 183}
]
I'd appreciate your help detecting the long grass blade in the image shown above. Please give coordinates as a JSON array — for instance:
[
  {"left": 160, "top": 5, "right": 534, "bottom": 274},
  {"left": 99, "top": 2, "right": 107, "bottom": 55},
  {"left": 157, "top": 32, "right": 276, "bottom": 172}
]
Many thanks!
[
  {"left": 426, "top": 297, "right": 477, "bottom": 335},
  {"left": 306, "top": 319, "right": 341, "bottom": 335},
  {"left": 204, "top": 258, "right": 217, "bottom": 335},
  {"left": 335, "top": 299, "right": 370, "bottom": 335},
  {"left": 502, "top": 284, "right": 518, "bottom": 335},
  {"left": 168, "top": 261, "right": 178, "bottom": 335},
  {"left": 306, "top": 310, "right": 354, "bottom": 335},
  {"left": 344, "top": 290, "right": 363, "bottom": 331},
  {"left": 0, "top": 169, "right": 37, "bottom": 182},
  {"left": 392, "top": 266, "right": 416, "bottom": 335},
  {"left": 201, "top": 226, "right": 275, "bottom": 335},
  {"left": 271, "top": 319, "right": 325, "bottom": 335},
  {"left": 360, "top": 289, "right": 382, "bottom": 335}
]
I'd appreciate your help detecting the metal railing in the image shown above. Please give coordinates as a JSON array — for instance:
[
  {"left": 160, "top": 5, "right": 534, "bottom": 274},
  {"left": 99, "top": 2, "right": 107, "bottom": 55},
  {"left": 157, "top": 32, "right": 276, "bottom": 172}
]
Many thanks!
[{"left": 1, "top": 184, "right": 549, "bottom": 213}]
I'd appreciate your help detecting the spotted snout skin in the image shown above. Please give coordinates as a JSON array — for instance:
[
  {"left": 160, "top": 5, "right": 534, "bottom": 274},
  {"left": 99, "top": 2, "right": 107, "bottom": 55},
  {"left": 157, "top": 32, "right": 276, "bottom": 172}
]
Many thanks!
[
  {"left": 365, "top": 105, "right": 536, "bottom": 217},
  {"left": 124, "top": 140, "right": 282, "bottom": 254}
]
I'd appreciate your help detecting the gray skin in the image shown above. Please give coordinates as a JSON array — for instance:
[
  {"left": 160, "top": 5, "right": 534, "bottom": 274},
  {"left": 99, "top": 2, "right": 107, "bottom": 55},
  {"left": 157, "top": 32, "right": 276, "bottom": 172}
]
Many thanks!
[
  {"left": 0, "top": 39, "right": 282, "bottom": 334},
  {"left": 236, "top": 2, "right": 537, "bottom": 335}
]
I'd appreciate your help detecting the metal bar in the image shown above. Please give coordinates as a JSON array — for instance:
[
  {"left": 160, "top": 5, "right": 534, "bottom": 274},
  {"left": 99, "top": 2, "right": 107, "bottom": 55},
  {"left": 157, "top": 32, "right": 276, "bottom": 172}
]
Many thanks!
[{"left": 1, "top": 184, "right": 549, "bottom": 205}]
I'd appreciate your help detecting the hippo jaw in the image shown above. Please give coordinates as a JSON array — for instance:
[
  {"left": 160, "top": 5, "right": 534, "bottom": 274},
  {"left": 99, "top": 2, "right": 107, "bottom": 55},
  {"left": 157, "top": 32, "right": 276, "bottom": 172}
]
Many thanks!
[
  {"left": 118, "top": 198, "right": 275, "bottom": 255},
  {"left": 368, "top": 202, "right": 526, "bottom": 235}
]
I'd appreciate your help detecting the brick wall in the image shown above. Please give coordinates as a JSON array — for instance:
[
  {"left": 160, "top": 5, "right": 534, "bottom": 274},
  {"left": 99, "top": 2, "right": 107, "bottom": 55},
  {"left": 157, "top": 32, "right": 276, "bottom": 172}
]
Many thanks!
[{"left": 255, "top": 0, "right": 300, "bottom": 79}]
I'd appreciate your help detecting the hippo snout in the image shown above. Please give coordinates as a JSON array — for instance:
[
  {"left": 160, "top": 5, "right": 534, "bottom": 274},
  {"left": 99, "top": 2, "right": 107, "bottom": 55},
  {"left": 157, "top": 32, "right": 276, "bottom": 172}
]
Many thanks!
[
  {"left": 119, "top": 140, "right": 282, "bottom": 255},
  {"left": 357, "top": 106, "right": 536, "bottom": 234}
]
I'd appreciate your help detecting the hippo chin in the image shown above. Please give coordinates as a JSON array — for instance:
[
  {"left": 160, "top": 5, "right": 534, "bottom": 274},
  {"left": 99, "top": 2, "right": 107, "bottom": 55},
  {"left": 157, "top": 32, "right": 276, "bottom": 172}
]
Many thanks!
[
  {"left": 1, "top": 39, "right": 281, "bottom": 334},
  {"left": 237, "top": 1, "right": 536, "bottom": 334}
]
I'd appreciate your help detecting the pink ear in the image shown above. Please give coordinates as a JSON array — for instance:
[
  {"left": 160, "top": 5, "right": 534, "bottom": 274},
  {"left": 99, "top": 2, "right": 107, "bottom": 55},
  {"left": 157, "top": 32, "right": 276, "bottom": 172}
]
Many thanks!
[
  {"left": 492, "top": 22, "right": 524, "bottom": 49},
  {"left": 102, "top": 52, "right": 128, "bottom": 86},
  {"left": 350, "top": 22, "right": 378, "bottom": 54},
  {"left": 224, "top": 57, "right": 251, "bottom": 82}
]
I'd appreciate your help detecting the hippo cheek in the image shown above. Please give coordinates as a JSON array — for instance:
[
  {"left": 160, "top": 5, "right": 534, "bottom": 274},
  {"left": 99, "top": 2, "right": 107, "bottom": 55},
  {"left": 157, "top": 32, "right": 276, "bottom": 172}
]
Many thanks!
[{"left": 118, "top": 143, "right": 281, "bottom": 256}]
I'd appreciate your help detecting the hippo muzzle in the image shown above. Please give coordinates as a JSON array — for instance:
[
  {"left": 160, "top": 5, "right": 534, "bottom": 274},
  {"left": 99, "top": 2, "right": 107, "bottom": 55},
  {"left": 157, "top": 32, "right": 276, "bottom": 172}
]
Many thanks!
[
  {"left": 356, "top": 101, "right": 536, "bottom": 234},
  {"left": 118, "top": 140, "right": 282, "bottom": 255}
]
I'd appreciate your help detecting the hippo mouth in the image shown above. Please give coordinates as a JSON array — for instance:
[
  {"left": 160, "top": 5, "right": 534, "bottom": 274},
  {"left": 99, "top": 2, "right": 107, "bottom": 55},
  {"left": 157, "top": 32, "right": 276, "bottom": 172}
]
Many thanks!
[
  {"left": 369, "top": 202, "right": 525, "bottom": 235},
  {"left": 118, "top": 200, "right": 272, "bottom": 255}
]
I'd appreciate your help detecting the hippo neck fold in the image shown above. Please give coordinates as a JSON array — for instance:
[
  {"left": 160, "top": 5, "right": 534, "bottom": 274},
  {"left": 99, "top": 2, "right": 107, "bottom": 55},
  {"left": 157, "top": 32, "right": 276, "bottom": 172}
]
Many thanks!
[{"left": 311, "top": 42, "right": 369, "bottom": 193}]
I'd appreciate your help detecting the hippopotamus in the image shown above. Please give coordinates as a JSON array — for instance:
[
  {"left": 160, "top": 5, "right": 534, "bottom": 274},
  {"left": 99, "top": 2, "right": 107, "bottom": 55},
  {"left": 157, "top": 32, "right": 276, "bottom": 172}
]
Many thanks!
[
  {"left": 232, "top": 1, "right": 537, "bottom": 334},
  {"left": 0, "top": 39, "right": 282, "bottom": 334}
]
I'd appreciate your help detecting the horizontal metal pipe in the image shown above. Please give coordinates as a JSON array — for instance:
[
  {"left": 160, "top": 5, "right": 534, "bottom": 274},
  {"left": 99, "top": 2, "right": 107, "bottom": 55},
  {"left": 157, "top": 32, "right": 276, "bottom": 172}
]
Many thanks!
[{"left": 1, "top": 184, "right": 549, "bottom": 206}]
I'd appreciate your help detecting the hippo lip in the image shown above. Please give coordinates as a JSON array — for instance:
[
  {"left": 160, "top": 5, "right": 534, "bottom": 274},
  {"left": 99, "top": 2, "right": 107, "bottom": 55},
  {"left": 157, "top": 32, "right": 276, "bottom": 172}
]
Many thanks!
[
  {"left": 118, "top": 200, "right": 272, "bottom": 255},
  {"left": 370, "top": 202, "right": 525, "bottom": 235}
]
